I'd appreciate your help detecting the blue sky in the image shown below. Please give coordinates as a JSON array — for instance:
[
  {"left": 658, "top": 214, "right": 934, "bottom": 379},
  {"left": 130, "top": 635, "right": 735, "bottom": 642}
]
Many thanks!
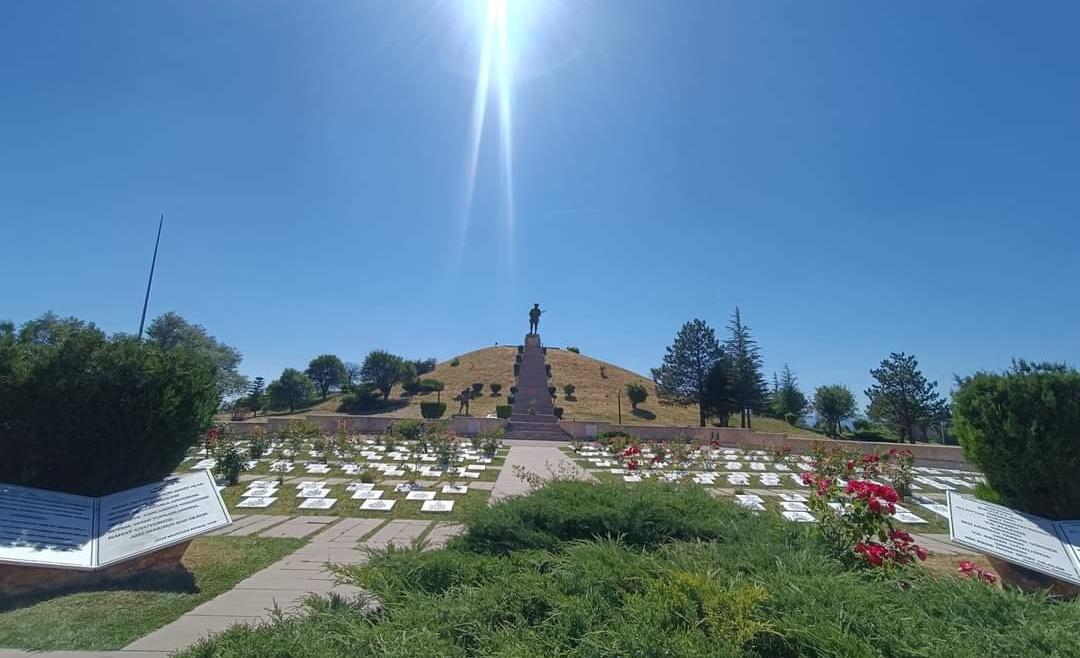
[{"left": 2, "top": 1, "right": 1078, "bottom": 406}]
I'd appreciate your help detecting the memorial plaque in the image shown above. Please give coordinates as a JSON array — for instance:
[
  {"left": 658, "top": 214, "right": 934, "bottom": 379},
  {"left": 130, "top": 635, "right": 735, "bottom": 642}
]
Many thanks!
[
  {"left": 297, "top": 489, "right": 330, "bottom": 499},
  {"left": 298, "top": 498, "right": 336, "bottom": 510},
  {"left": 948, "top": 492, "right": 1080, "bottom": 585},
  {"left": 893, "top": 511, "right": 928, "bottom": 524},
  {"left": 405, "top": 491, "right": 436, "bottom": 501},
  {"left": 421, "top": 500, "right": 454, "bottom": 513},
  {"left": 623, "top": 475, "right": 642, "bottom": 483},
  {"left": 782, "top": 511, "right": 816, "bottom": 523},
  {"left": 1055, "top": 521, "right": 1080, "bottom": 575},
  {"left": 779, "top": 493, "right": 808, "bottom": 502},
  {"left": 442, "top": 485, "right": 468, "bottom": 494},
  {"left": 236, "top": 497, "right": 277, "bottom": 508},
  {"left": 360, "top": 499, "right": 396, "bottom": 511},
  {"left": 96, "top": 470, "right": 230, "bottom": 567},
  {"left": 0, "top": 484, "right": 96, "bottom": 569},
  {"left": 781, "top": 502, "right": 810, "bottom": 512},
  {"left": 351, "top": 490, "right": 384, "bottom": 500}
]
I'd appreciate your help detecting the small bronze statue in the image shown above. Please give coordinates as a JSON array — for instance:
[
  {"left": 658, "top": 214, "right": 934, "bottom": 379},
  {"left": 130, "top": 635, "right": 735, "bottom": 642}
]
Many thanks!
[
  {"left": 457, "top": 387, "right": 472, "bottom": 415},
  {"left": 528, "top": 303, "right": 544, "bottom": 334}
]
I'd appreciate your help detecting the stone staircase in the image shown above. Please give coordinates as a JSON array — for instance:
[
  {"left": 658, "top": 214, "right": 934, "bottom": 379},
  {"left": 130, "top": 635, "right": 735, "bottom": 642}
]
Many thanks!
[{"left": 505, "top": 334, "right": 572, "bottom": 441}]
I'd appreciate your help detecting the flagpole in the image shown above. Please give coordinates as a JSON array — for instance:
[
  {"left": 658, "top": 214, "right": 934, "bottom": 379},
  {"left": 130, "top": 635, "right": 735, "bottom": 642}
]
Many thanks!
[{"left": 138, "top": 214, "right": 164, "bottom": 340}]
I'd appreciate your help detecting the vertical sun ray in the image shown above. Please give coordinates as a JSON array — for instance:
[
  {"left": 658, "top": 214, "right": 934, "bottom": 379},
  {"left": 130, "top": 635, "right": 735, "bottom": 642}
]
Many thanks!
[
  {"left": 495, "top": 0, "right": 515, "bottom": 263},
  {"left": 457, "top": 1, "right": 498, "bottom": 260}
]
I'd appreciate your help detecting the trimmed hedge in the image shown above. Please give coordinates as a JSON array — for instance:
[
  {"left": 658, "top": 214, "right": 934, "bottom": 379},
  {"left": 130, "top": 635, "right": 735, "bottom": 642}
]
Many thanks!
[
  {"left": 953, "top": 361, "right": 1080, "bottom": 519},
  {"left": 496, "top": 404, "right": 513, "bottom": 419},
  {"left": 554, "top": 406, "right": 564, "bottom": 419},
  {"left": 420, "top": 401, "right": 447, "bottom": 419},
  {"left": 490, "top": 382, "right": 503, "bottom": 395}
]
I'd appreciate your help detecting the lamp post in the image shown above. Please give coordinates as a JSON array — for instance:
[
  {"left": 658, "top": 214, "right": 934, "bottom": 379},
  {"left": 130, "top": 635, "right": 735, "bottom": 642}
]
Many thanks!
[{"left": 617, "top": 393, "right": 622, "bottom": 426}]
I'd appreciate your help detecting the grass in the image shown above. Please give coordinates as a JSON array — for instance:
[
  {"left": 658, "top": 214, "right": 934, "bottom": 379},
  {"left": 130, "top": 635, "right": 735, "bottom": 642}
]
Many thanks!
[
  {"left": 176, "top": 480, "right": 1080, "bottom": 658},
  {"left": 283, "top": 346, "right": 821, "bottom": 437},
  {"left": 0, "top": 535, "right": 304, "bottom": 651}
]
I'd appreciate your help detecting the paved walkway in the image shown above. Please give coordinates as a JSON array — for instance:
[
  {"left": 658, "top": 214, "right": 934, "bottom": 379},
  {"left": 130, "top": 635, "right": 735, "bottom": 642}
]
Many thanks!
[{"left": 490, "top": 439, "right": 590, "bottom": 502}]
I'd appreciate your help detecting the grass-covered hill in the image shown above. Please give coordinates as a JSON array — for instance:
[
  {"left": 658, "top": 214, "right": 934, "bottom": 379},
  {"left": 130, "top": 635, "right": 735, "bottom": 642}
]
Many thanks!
[
  {"left": 178, "top": 480, "right": 1078, "bottom": 658},
  {"left": 302, "top": 346, "right": 817, "bottom": 437}
]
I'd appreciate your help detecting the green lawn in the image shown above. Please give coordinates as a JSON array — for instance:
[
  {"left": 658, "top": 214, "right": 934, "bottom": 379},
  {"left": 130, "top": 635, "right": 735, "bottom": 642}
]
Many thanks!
[{"left": 0, "top": 535, "right": 304, "bottom": 652}]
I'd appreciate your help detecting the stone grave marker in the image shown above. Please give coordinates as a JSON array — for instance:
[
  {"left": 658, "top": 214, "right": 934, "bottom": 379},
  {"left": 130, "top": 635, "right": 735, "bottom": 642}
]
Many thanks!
[
  {"left": 421, "top": 500, "right": 455, "bottom": 513},
  {"left": 359, "top": 499, "right": 396, "bottom": 511},
  {"left": 298, "top": 498, "right": 336, "bottom": 510}
]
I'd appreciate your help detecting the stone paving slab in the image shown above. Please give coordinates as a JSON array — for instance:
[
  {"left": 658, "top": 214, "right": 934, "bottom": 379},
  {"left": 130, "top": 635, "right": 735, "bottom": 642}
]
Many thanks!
[
  {"left": 312, "top": 518, "right": 384, "bottom": 545},
  {"left": 205, "top": 514, "right": 260, "bottom": 536},
  {"left": 258, "top": 516, "right": 338, "bottom": 538},
  {"left": 425, "top": 523, "right": 464, "bottom": 549},
  {"left": 364, "top": 519, "right": 430, "bottom": 549},
  {"left": 223, "top": 514, "right": 291, "bottom": 537}
]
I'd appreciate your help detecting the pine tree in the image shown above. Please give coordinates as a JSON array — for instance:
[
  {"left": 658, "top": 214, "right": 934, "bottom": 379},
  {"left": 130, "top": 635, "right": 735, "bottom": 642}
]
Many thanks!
[
  {"left": 724, "top": 307, "right": 768, "bottom": 429},
  {"left": 866, "top": 352, "right": 949, "bottom": 443},
  {"left": 652, "top": 319, "right": 723, "bottom": 427},
  {"left": 770, "top": 364, "right": 808, "bottom": 424},
  {"left": 247, "top": 376, "right": 265, "bottom": 416}
]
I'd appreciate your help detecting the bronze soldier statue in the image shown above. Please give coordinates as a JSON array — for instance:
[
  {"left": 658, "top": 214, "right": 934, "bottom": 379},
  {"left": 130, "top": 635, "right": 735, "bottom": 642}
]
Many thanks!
[
  {"left": 457, "top": 387, "right": 472, "bottom": 415},
  {"left": 528, "top": 303, "right": 544, "bottom": 334}
]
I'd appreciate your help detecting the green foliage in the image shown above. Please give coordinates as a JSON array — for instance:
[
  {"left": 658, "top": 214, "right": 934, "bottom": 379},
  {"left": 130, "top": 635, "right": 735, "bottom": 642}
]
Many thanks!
[
  {"left": 267, "top": 367, "right": 315, "bottom": 413},
  {"left": 768, "top": 364, "right": 807, "bottom": 423},
  {"left": 625, "top": 381, "right": 648, "bottom": 410},
  {"left": 510, "top": 385, "right": 518, "bottom": 395},
  {"left": 304, "top": 354, "right": 347, "bottom": 400},
  {"left": 548, "top": 385, "right": 557, "bottom": 397},
  {"left": 953, "top": 361, "right": 1080, "bottom": 519},
  {"left": 471, "top": 382, "right": 484, "bottom": 397},
  {"left": 0, "top": 314, "right": 217, "bottom": 497},
  {"left": 489, "top": 382, "right": 502, "bottom": 395},
  {"left": 179, "top": 480, "right": 1080, "bottom": 658},
  {"left": 146, "top": 311, "right": 248, "bottom": 404},
  {"left": 450, "top": 357, "right": 460, "bottom": 367},
  {"left": 212, "top": 436, "right": 245, "bottom": 486},
  {"left": 419, "top": 378, "right": 444, "bottom": 393},
  {"left": 507, "top": 395, "right": 516, "bottom": 404},
  {"left": 400, "top": 378, "right": 422, "bottom": 395},
  {"left": 337, "top": 382, "right": 382, "bottom": 413},
  {"left": 479, "top": 428, "right": 503, "bottom": 457},
  {"left": 566, "top": 346, "right": 580, "bottom": 354},
  {"left": 420, "top": 401, "right": 447, "bottom": 419},
  {"left": 725, "top": 307, "right": 768, "bottom": 429},
  {"left": 410, "top": 358, "right": 437, "bottom": 376},
  {"left": 247, "top": 428, "right": 270, "bottom": 459},
  {"left": 394, "top": 419, "right": 425, "bottom": 442},
  {"left": 245, "top": 376, "right": 265, "bottom": 415},
  {"left": 496, "top": 404, "right": 513, "bottom": 419},
  {"left": 702, "top": 358, "right": 736, "bottom": 427},
  {"left": 360, "top": 350, "right": 408, "bottom": 401},
  {"left": 513, "top": 363, "right": 520, "bottom": 376},
  {"left": 813, "top": 384, "right": 858, "bottom": 437},
  {"left": 553, "top": 406, "right": 564, "bottom": 419},
  {"left": 866, "top": 352, "right": 949, "bottom": 443},
  {"left": 652, "top": 319, "right": 723, "bottom": 427},
  {"left": 545, "top": 363, "right": 552, "bottom": 376},
  {"left": 358, "top": 468, "right": 380, "bottom": 483},
  {"left": 563, "top": 383, "right": 575, "bottom": 399}
]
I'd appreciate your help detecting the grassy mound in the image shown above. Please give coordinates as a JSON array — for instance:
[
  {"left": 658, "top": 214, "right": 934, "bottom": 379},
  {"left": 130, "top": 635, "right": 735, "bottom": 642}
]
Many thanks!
[{"left": 178, "top": 481, "right": 1080, "bottom": 658}]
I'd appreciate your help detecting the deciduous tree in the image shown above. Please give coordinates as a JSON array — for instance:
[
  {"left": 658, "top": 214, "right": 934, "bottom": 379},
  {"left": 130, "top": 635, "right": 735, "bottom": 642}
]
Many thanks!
[
  {"left": 813, "top": 384, "right": 857, "bottom": 437},
  {"left": 146, "top": 312, "right": 248, "bottom": 404},
  {"left": 268, "top": 367, "right": 315, "bottom": 413},
  {"left": 361, "top": 350, "right": 408, "bottom": 401},
  {"left": 305, "top": 354, "right": 347, "bottom": 399}
]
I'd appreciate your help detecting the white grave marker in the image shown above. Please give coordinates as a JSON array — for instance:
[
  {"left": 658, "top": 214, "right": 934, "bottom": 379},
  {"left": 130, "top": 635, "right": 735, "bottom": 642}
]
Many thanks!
[{"left": 421, "top": 500, "right": 455, "bottom": 513}]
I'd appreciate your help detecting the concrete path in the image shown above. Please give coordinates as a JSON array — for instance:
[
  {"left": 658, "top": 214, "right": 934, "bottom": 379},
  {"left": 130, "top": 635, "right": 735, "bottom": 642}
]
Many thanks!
[{"left": 489, "top": 439, "right": 590, "bottom": 502}]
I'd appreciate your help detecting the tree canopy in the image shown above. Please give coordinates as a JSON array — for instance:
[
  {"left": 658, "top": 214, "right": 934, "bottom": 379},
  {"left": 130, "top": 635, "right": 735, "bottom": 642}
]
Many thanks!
[
  {"left": 305, "top": 354, "right": 347, "bottom": 399},
  {"left": 769, "top": 364, "right": 808, "bottom": 424},
  {"left": 146, "top": 311, "right": 248, "bottom": 404},
  {"left": 652, "top": 319, "right": 723, "bottom": 427},
  {"left": 0, "top": 313, "right": 218, "bottom": 496},
  {"left": 813, "top": 384, "right": 857, "bottom": 438},
  {"left": 865, "top": 352, "right": 949, "bottom": 443},
  {"left": 268, "top": 367, "right": 315, "bottom": 413},
  {"left": 725, "top": 307, "right": 768, "bottom": 429},
  {"left": 361, "top": 350, "right": 408, "bottom": 401}
]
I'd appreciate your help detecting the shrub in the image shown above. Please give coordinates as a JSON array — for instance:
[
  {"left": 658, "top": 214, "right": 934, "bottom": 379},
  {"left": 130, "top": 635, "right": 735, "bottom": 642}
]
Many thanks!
[
  {"left": 510, "top": 385, "right": 518, "bottom": 395},
  {"left": 471, "top": 382, "right": 484, "bottom": 397},
  {"left": 554, "top": 407, "right": 564, "bottom": 419},
  {"left": 401, "top": 379, "right": 422, "bottom": 395},
  {"left": 420, "top": 401, "right": 447, "bottom": 419},
  {"left": 394, "top": 419, "right": 425, "bottom": 442},
  {"left": 358, "top": 468, "right": 380, "bottom": 483},
  {"left": 0, "top": 314, "right": 218, "bottom": 497},
  {"left": 213, "top": 438, "right": 246, "bottom": 486},
  {"left": 450, "top": 357, "right": 460, "bottom": 367},
  {"left": 490, "top": 382, "right": 502, "bottom": 395},
  {"left": 566, "top": 346, "right": 580, "bottom": 354},
  {"left": 953, "top": 361, "right": 1080, "bottom": 519},
  {"left": 626, "top": 381, "right": 648, "bottom": 410},
  {"left": 507, "top": 395, "right": 516, "bottom": 405},
  {"left": 337, "top": 383, "right": 382, "bottom": 413},
  {"left": 516, "top": 345, "right": 523, "bottom": 354},
  {"left": 419, "top": 378, "right": 444, "bottom": 393},
  {"left": 247, "top": 429, "right": 270, "bottom": 459},
  {"left": 513, "top": 364, "right": 520, "bottom": 376},
  {"left": 563, "top": 383, "right": 575, "bottom": 399},
  {"left": 548, "top": 385, "right": 557, "bottom": 397},
  {"left": 545, "top": 364, "right": 552, "bottom": 376},
  {"left": 496, "top": 404, "right": 513, "bottom": 419}
]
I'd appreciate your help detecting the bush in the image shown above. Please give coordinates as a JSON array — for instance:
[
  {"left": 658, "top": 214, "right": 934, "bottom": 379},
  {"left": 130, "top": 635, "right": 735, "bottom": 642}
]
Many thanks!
[
  {"left": 471, "top": 382, "right": 484, "bottom": 397},
  {"left": 247, "top": 429, "right": 270, "bottom": 459},
  {"left": 394, "top": 419, "right": 425, "bottom": 442},
  {"left": 545, "top": 364, "right": 552, "bottom": 376},
  {"left": 490, "top": 382, "right": 502, "bottom": 396},
  {"left": 213, "top": 437, "right": 246, "bottom": 486},
  {"left": 548, "top": 385, "right": 557, "bottom": 397},
  {"left": 953, "top": 361, "right": 1080, "bottom": 519},
  {"left": 554, "top": 406, "right": 564, "bottom": 419},
  {"left": 419, "top": 378, "right": 443, "bottom": 393},
  {"left": 450, "top": 357, "right": 460, "bottom": 367},
  {"left": 507, "top": 396, "right": 516, "bottom": 405},
  {"left": 510, "top": 385, "right": 518, "bottom": 395},
  {"left": 420, "top": 401, "right": 447, "bottom": 419},
  {"left": 496, "top": 404, "right": 513, "bottom": 419},
  {"left": 566, "top": 346, "right": 580, "bottom": 354},
  {"left": 0, "top": 314, "right": 218, "bottom": 497},
  {"left": 513, "top": 364, "right": 520, "bottom": 376},
  {"left": 563, "top": 383, "right": 575, "bottom": 399},
  {"left": 626, "top": 381, "right": 648, "bottom": 410},
  {"left": 337, "top": 383, "right": 382, "bottom": 413},
  {"left": 401, "top": 379, "right": 422, "bottom": 395}
]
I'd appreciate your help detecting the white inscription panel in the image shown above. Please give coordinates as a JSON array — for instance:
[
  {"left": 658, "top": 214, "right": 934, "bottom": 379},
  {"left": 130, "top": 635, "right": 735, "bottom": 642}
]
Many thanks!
[
  {"left": 948, "top": 492, "right": 1080, "bottom": 585},
  {"left": 0, "top": 484, "right": 96, "bottom": 569},
  {"left": 96, "top": 471, "right": 231, "bottom": 567}
]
